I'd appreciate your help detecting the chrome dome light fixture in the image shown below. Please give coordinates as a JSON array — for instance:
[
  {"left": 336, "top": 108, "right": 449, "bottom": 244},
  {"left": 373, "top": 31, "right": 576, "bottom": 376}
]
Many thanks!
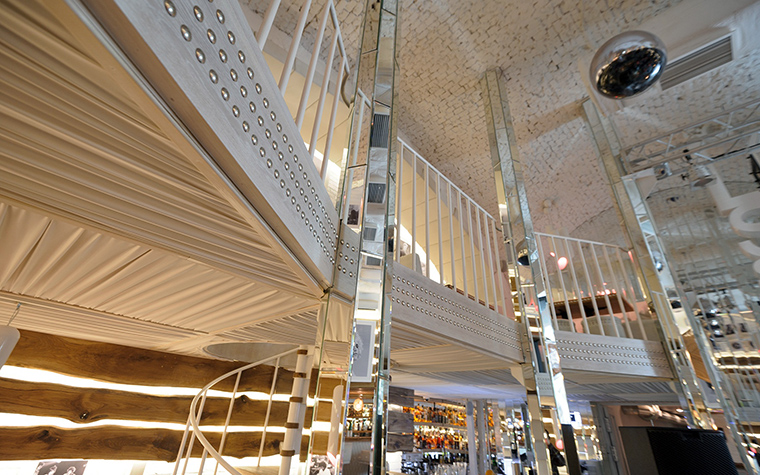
[{"left": 590, "top": 30, "right": 667, "bottom": 99}]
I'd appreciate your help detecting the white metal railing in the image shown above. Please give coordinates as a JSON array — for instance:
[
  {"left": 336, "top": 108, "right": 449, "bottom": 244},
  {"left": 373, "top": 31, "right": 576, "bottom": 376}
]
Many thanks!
[
  {"left": 393, "top": 139, "right": 511, "bottom": 318},
  {"left": 173, "top": 348, "right": 297, "bottom": 475},
  {"left": 534, "top": 232, "right": 655, "bottom": 340},
  {"left": 255, "top": 0, "right": 352, "bottom": 183}
]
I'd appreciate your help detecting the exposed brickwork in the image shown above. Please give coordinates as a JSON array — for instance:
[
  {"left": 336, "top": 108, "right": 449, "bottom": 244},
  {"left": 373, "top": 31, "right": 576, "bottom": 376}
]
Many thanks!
[
  {"left": 243, "top": 0, "right": 758, "bottom": 247},
  {"left": 395, "top": 0, "right": 685, "bottom": 243}
]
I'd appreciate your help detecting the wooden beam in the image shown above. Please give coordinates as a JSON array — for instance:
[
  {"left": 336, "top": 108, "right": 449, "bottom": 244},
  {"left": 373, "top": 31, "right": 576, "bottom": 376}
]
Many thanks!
[
  {"left": 0, "top": 426, "right": 285, "bottom": 461},
  {"left": 7, "top": 330, "right": 295, "bottom": 392},
  {"left": 0, "top": 377, "right": 293, "bottom": 426}
]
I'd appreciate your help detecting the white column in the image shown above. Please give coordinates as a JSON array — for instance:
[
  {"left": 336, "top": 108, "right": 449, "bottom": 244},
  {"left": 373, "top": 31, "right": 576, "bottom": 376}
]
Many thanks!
[{"left": 466, "top": 401, "right": 478, "bottom": 475}]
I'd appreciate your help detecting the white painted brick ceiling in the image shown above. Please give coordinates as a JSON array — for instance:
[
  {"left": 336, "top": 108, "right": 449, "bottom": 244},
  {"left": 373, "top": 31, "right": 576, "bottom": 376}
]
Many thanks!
[{"left": 243, "top": 0, "right": 760, "bottom": 243}]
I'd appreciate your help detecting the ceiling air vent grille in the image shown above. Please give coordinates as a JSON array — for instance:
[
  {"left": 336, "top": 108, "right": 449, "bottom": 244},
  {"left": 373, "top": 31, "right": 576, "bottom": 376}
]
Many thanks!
[{"left": 660, "top": 36, "right": 733, "bottom": 90}]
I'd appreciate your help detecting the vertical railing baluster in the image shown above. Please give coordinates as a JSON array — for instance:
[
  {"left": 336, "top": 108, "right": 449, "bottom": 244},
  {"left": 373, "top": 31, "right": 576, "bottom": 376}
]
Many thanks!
[
  {"left": 182, "top": 390, "right": 210, "bottom": 475},
  {"left": 535, "top": 235, "right": 559, "bottom": 330},
  {"left": 616, "top": 250, "right": 647, "bottom": 339},
  {"left": 459, "top": 191, "right": 469, "bottom": 298},
  {"left": 485, "top": 215, "right": 498, "bottom": 313},
  {"left": 321, "top": 55, "right": 347, "bottom": 180},
  {"left": 279, "top": 0, "right": 314, "bottom": 94},
  {"left": 467, "top": 199, "right": 479, "bottom": 303},
  {"left": 566, "top": 239, "right": 589, "bottom": 334},
  {"left": 411, "top": 151, "right": 418, "bottom": 273},
  {"left": 256, "top": 0, "right": 282, "bottom": 50},
  {"left": 295, "top": 4, "right": 330, "bottom": 129},
  {"left": 476, "top": 208, "right": 489, "bottom": 309},
  {"left": 424, "top": 163, "right": 431, "bottom": 279},
  {"left": 173, "top": 414, "right": 194, "bottom": 475},
  {"left": 603, "top": 245, "right": 633, "bottom": 339},
  {"left": 436, "top": 172, "right": 444, "bottom": 285},
  {"left": 309, "top": 28, "right": 339, "bottom": 162},
  {"left": 395, "top": 145, "right": 404, "bottom": 263},
  {"left": 448, "top": 182, "right": 457, "bottom": 290},
  {"left": 213, "top": 371, "right": 242, "bottom": 475},
  {"left": 258, "top": 357, "right": 281, "bottom": 466},
  {"left": 552, "top": 236, "right": 575, "bottom": 332},
  {"left": 577, "top": 241, "right": 605, "bottom": 336},
  {"left": 591, "top": 244, "right": 619, "bottom": 337},
  {"left": 551, "top": 236, "right": 573, "bottom": 332}
]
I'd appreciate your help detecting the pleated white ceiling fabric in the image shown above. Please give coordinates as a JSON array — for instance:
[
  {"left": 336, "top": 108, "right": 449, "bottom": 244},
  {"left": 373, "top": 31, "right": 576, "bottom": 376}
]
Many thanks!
[{"left": 0, "top": 202, "right": 319, "bottom": 351}]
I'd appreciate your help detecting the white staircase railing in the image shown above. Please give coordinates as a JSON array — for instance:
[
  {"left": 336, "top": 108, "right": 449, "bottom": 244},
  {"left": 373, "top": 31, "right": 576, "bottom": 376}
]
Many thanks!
[
  {"left": 252, "top": 0, "right": 352, "bottom": 192},
  {"left": 534, "top": 232, "right": 656, "bottom": 340},
  {"left": 393, "top": 138, "right": 513, "bottom": 319},
  {"left": 173, "top": 348, "right": 299, "bottom": 475}
]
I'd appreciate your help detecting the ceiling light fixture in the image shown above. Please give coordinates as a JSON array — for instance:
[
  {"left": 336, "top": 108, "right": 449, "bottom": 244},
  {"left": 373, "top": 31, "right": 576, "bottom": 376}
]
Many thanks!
[
  {"left": 690, "top": 164, "right": 716, "bottom": 189},
  {"left": 590, "top": 31, "right": 667, "bottom": 99}
]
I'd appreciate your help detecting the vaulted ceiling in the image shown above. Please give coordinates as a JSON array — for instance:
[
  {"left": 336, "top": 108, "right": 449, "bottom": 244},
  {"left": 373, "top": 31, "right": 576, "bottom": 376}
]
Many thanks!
[{"left": 245, "top": 0, "right": 760, "bottom": 242}]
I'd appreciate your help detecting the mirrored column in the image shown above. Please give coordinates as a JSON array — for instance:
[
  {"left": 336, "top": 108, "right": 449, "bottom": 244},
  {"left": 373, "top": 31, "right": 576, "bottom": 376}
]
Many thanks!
[
  {"left": 337, "top": 1, "right": 400, "bottom": 475},
  {"left": 481, "top": 69, "right": 574, "bottom": 475}
]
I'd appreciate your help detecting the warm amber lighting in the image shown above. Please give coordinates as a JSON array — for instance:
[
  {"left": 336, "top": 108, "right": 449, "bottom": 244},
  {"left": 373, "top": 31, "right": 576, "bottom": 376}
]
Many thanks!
[{"left": 353, "top": 398, "right": 364, "bottom": 411}]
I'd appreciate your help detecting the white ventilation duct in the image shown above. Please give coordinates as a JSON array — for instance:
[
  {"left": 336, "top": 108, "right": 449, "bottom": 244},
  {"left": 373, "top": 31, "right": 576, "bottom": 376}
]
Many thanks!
[{"left": 660, "top": 36, "right": 733, "bottom": 90}]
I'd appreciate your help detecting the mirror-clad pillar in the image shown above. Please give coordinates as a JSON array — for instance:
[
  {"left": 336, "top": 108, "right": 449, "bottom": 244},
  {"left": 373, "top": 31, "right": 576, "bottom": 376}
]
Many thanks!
[
  {"left": 338, "top": 1, "right": 400, "bottom": 475},
  {"left": 582, "top": 99, "right": 719, "bottom": 423},
  {"left": 481, "top": 69, "right": 575, "bottom": 475}
]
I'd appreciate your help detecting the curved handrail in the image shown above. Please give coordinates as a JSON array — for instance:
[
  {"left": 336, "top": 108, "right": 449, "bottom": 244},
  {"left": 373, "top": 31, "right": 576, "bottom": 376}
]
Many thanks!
[{"left": 175, "top": 348, "right": 300, "bottom": 475}]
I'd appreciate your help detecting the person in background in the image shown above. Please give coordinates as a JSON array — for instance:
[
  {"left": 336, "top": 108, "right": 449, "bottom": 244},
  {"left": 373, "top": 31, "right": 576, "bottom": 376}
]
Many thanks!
[{"left": 545, "top": 431, "right": 565, "bottom": 475}]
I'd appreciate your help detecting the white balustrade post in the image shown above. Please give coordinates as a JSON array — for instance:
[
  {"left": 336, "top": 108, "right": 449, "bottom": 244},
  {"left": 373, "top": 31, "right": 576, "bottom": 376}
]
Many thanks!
[
  {"left": 258, "top": 357, "right": 282, "bottom": 467},
  {"left": 459, "top": 191, "right": 468, "bottom": 297},
  {"left": 256, "top": 0, "right": 282, "bottom": 49},
  {"left": 466, "top": 401, "right": 478, "bottom": 475},
  {"left": 279, "top": 0, "right": 314, "bottom": 94},
  {"left": 411, "top": 152, "right": 418, "bottom": 272},
  {"left": 535, "top": 235, "right": 559, "bottom": 330},
  {"left": 467, "top": 200, "right": 479, "bottom": 303},
  {"left": 424, "top": 163, "right": 431, "bottom": 278},
  {"left": 437, "top": 173, "right": 444, "bottom": 285},
  {"left": 449, "top": 182, "right": 457, "bottom": 290},
  {"left": 566, "top": 239, "right": 589, "bottom": 333},
  {"left": 550, "top": 236, "right": 573, "bottom": 332},
  {"left": 395, "top": 145, "right": 404, "bottom": 263}
]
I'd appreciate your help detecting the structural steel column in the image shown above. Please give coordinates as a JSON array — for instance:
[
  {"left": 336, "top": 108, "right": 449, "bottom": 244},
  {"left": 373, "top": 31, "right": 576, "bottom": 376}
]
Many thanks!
[{"left": 481, "top": 69, "right": 575, "bottom": 475}]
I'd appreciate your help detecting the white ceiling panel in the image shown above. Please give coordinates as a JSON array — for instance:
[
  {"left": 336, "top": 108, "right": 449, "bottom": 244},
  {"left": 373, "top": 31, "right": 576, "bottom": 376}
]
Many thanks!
[{"left": 0, "top": 202, "right": 317, "bottom": 345}]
